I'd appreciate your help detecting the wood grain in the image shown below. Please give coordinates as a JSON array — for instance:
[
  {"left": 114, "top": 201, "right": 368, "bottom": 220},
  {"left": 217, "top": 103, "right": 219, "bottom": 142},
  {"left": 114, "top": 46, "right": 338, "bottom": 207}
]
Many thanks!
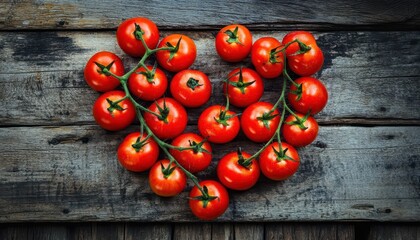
[
  {"left": 368, "top": 223, "right": 420, "bottom": 240},
  {"left": 265, "top": 223, "right": 354, "bottom": 240}
]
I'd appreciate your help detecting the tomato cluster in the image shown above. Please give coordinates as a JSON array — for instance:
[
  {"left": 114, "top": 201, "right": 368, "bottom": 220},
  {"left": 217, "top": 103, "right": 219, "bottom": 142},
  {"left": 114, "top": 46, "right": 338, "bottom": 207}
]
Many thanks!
[{"left": 84, "top": 18, "right": 328, "bottom": 221}]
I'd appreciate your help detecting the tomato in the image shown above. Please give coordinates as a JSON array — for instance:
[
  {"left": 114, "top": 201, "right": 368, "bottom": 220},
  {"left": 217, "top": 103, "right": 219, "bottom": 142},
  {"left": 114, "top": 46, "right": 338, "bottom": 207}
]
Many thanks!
[
  {"left": 217, "top": 150, "right": 260, "bottom": 191},
  {"left": 149, "top": 159, "right": 187, "bottom": 197},
  {"left": 117, "top": 132, "right": 159, "bottom": 172},
  {"left": 189, "top": 180, "right": 229, "bottom": 220},
  {"left": 241, "top": 102, "right": 280, "bottom": 142},
  {"left": 156, "top": 34, "right": 197, "bottom": 72},
  {"left": 259, "top": 142, "right": 300, "bottom": 180},
  {"left": 198, "top": 105, "right": 240, "bottom": 144},
  {"left": 287, "top": 77, "right": 328, "bottom": 115},
  {"left": 84, "top": 51, "right": 124, "bottom": 92},
  {"left": 116, "top": 17, "right": 160, "bottom": 57},
  {"left": 282, "top": 31, "right": 324, "bottom": 76},
  {"left": 282, "top": 113, "right": 319, "bottom": 147},
  {"left": 143, "top": 98, "right": 188, "bottom": 139},
  {"left": 224, "top": 68, "right": 264, "bottom": 108},
  {"left": 251, "top": 37, "right": 284, "bottom": 79},
  {"left": 128, "top": 65, "right": 168, "bottom": 101},
  {"left": 170, "top": 70, "right": 212, "bottom": 108},
  {"left": 93, "top": 90, "right": 135, "bottom": 131},
  {"left": 169, "top": 133, "right": 212, "bottom": 173},
  {"left": 215, "top": 24, "right": 252, "bottom": 62}
]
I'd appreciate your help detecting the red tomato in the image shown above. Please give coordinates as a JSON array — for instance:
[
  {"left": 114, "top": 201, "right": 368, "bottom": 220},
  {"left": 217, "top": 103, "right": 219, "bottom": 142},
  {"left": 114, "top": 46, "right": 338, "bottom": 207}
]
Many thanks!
[
  {"left": 287, "top": 77, "right": 328, "bottom": 115},
  {"left": 241, "top": 102, "right": 280, "bottom": 142},
  {"left": 143, "top": 98, "right": 188, "bottom": 139},
  {"left": 170, "top": 70, "right": 212, "bottom": 108},
  {"left": 128, "top": 65, "right": 168, "bottom": 101},
  {"left": 117, "top": 132, "right": 159, "bottom": 172},
  {"left": 169, "top": 133, "right": 212, "bottom": 173},
  {"left": 259, "top": 142, "right": 300, "bottom": 180},
  {"left": 116, "top": 17, "right": 160, "bottom": 57},
  {"left": 84, "top": 51, "right": 124, "bottom": 92},
  {"left": 282, "top": 113, "right": 319, "bottom": 147},
  {"left": 198, "top": 105, "right": 240, "bottom": 144},
  {"left": 189, "top": 180, "right": 229, "bottom": 220},
  {"left": 156, "top": 34, "right": 197, "bottom": 72},
  {"left": 215, "top": 24, "right": 252, "bottom": 62},
  {"left": 149, "top": 159, "right": 187, "bottom": 197},
  {"left": 93, "top": 90, "right": 135, "bottom": 131},
  {"left": 251, "top": 37, "right": 284, "bottom": 79},
  {"left": 217, "top": 150, "right": 260, "bottom": 191},
  {"left": 224, "top": 68, "right": 264, "bottom": 108}
]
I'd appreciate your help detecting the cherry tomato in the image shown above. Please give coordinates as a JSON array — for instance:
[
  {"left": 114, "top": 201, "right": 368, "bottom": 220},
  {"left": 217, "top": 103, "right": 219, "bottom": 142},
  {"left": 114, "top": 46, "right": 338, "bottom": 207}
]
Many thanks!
[
  {"left": 143, "top": 98, "right": 188, "bottom": 139},
  {"left": 128, "top": 65, "right": 168, "bottom": 101},
  {"left": 287, "top": 77, "right": 328, "bottom": 115},
  {"left": 117, "top": 132, "right": 159, "bottom": 172},
  {"left": 259, "top": 142, "right": 300, "bottom": 180},
  {"left": 116, "top": 17, "right": 160, "bottom": 57},
  {"left": 84, "top": 51, "right": 124, "bottom": 92},
  {"left": 224, "top": 68, "right": 264, "bottom": 108},
  {"left": 189, "top": 180, "right": 229, "bottom": 220},
  {"left": 241, "top": 102, "right": 280, "bottom": 143},
  {"left": 149, "top": 159, "right": 187, "bottom": 197},
  {"left": 198, "top": 105, "right": 240, "bottom": 144},
  {"left": 169, "top": 133, "right": 212, "bottom": 173},
  {"left": 251, "top": 37, "right": 284, "bottom": 79},
  {"left": 93, "top": 90, "right": 135, "bottom": 131},
  {"left": 156, "top": 34, "right": 197, "bottom": 72},
  {"left": 215, "top": 24, "right": 252, "bottom": 62},
  {"left": 170, "top": 70, "right": 212, "bottom": 108},
  {"left": 282, "top": 113, "right": 319, "bottom": 147}
]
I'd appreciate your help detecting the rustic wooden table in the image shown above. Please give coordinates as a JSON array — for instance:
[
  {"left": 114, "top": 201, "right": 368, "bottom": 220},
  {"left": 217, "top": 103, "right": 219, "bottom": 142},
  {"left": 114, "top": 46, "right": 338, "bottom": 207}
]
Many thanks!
[{"left": 1, "top": 1, "right": 419, "bottom": 239}]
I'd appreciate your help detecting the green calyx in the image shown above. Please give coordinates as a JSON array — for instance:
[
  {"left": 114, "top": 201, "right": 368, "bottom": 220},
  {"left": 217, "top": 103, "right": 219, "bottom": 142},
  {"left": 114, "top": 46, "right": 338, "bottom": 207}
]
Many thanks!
[
  {"left": 155, "top": 99, "right": 170, "bottom": 123},
  {"left": 188, "top": 139, "right": 210, "bottom": 154},
  {"left": 137, "top": 62, "right": 158, "bottom": 83},
  {"left": 227, "top": 68, "right": 255, "bottom": 94},
  {"left": 291, "top": 39, "right": 312, "bottom": 56},
  {"left": 257, "top": 112, "right": 279, "bottom": 129},
  {"left": 94, "top": 61, "right": 115, "bottom": 76},
  {"left": 236, "top": 147, "right": 252, "bottom": 169},
  {"left": 269, "top": 46, "right": 283, "bottom": 64},
  {"left": 106, "top": 98, "right": 126, "bottom": 114},
  {"left": 186, "top": 77, "right": 203, "bottom": 91},
  {"left": 133, "top": 23, "right": 145, "bottom": 40},
  {"left": 190, "top": 185, "right": 218, "bottom": 208},
  {"left": 290, "top": 83, "right": 303, "bottom": 101},
  {"left": 224, "top": 26, "right": 243, "bottom": 45},
  {"left": 214, "top": 109, "right": 237, "bottom": 127},
  {"left": 166, "top": 37, "right": 182, "bottom": 62},
  {"left": 131, "top": 136, "right": 151, "bottom": 152},
  {"left": 160, "top": 162, "right": 176, "bottom": 179},
  {"left": 285, "top": 111, "right": 310, "bottom": 130},
  {"left": 272, "top": 146, "right": 297, "bottom": 162}
]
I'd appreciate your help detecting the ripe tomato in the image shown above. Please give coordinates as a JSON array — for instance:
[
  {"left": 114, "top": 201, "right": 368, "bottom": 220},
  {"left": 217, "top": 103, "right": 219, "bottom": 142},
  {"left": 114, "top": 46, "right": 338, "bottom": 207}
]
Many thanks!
[
  {"left": 259, "top": 142, "right": 300, "bottom": 181},
  {"left": 149, "top": 159, "right": 187, "bottom": 197},
  {"left": 170, "top": 70, "right": 212, "bottom": 108},
  {"left": 189, "top": 180, "right": 229, "bottom": 220},
  {"left": 169, "top": 133, "right": 212, "bottom": 173},
  {"left": 128, "top": 65, "right": 168, "bottom": 101},
  {"left": 287, "top": 77, "right": 328, "bottom": 115},
  {"left": 251, "top": 37, "right": 284, "bottom": 79},
  {"left": 198, "top": 105, "right": 240, "bottom": 144},
  {"left": 224, "top": 68, "right": 264, "bottom": 108},
  {"left": 143, "top": 98, "right": 188, "bottom": 139},
  {"left": 282, "top": 31, "right": 324, "bottom": 76},
  {"left": 282, "top": 113, "right": 319, "bottom": 147},
  {"left": 241, "top": 102, "right": 280, "bottom": 142},
  {"left": 215, "top": 24, "right": 252, "bottom": 62},
  {"left": 116, "top": 17, "right": 160, "bottom": 57},
  {"left": 93, "top": 90, "right": 135, "bottom": 131},
  {"left": 117, "top": 132, "right": 159, "bottom": 172},
  {"left": 156, "top": 34, "right": 196, "bottom": 72},
  {"left": 84, "top": 51, "right": 124, "bottom": 92}
]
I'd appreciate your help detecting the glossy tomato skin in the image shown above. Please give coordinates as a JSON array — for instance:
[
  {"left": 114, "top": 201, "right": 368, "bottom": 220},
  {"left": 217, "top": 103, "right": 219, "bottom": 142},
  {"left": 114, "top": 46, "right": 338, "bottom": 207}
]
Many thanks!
[
  {"left": 84, "top": 51, "right": 124, "bottom": 92},
  {"left": 198, "top": 105, "right": 240, "bottom": 144},
  {"left": 282, "top": 113, "right": 319, "bottom": 147},
  {"left": 189, "top": 180, "right": 229, "bottom": 220},
  {"left": 149, "top": 159, "right": 187, "bottom": 197},
  {"left": 259, "top": 142, "right": 300, "bottom": 181},
  {"left": 143, "top": 98, "right": 188, "bottom": 139},
  {"left": 241, "top": 102, "right": 280, "bottom": 142},
  {"left": 169, "top": 133, "right": 212, "bottom": 173},
  {"left": 287, "top": 77, "right": 328, "bottom": 115},
  {"left": 217, "top": 151, "right": 260, "bottom": 191},
  {"left": 117, "top": 132, "right": 159, "bottom": 172},
  {"left": 128, "top": 65, "right": 168, "bottom": 101},
  {"left": 215, "top": 24, "right": 252, "bottom": 62},
  {"left": 251, "top": 37, "right": 284, "bottom": 79},
  {"left": 93, "top": 90, "right": 135, "bottom": 131},
  {"left": 156, "top": 34, "right": 197, "bottom": 72},
  {"left": 170, "top": 70, "right": 212, "bottom": 108},
  {"left": 224, "top": 68, "right": 264, "bottom": 108},
  {"left": 116, "top": 17, "right": 160, "bottom": 57}
]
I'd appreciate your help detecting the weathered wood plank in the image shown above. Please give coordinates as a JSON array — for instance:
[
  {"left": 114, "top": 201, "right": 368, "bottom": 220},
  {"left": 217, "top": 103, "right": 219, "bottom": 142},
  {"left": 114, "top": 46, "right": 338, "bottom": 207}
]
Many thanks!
[
  {"left": 368, "top": 224, "right": 420, "bottom": 240},
  {"left": 234, "top": 223, "right": 264, "bottom": 240},
  {"left": 125, "top": 223, "right": 171, "bottom": 240},
  {"left": 211, "top": 223, "right": 234, "bottom": 240},
  {"left": 173, "top": 223, "right": 212, "bottom": 240},
  {"left": 265, "top": 223, "right": 354, "bottom": 240}
]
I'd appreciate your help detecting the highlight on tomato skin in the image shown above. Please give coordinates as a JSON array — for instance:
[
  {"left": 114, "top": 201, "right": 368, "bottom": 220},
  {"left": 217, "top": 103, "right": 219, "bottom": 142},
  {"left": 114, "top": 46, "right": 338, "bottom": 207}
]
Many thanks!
[
  {"left": 215, "top": 24, "right": 253, "bottom": 62},
  {"left": 259, "top": 142, "right": 300, "bottom": 181},
  {"left": 156, "top": 34, "right": 197, "bottom": 72},
  {"left": 287, "top": 77, "right": 328, "bottom": 115},
  {"left": 189, "top": 180, "right": 229, "bottom": 220},
  {"left": 281, "top": 113, "right": 319, "bottom": 148},
  {"left": 251, "top": 37, "right": 285, "bottom": 79},
  {"left": 148, "top": 159, "right": 187, "bottom": 197}
]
